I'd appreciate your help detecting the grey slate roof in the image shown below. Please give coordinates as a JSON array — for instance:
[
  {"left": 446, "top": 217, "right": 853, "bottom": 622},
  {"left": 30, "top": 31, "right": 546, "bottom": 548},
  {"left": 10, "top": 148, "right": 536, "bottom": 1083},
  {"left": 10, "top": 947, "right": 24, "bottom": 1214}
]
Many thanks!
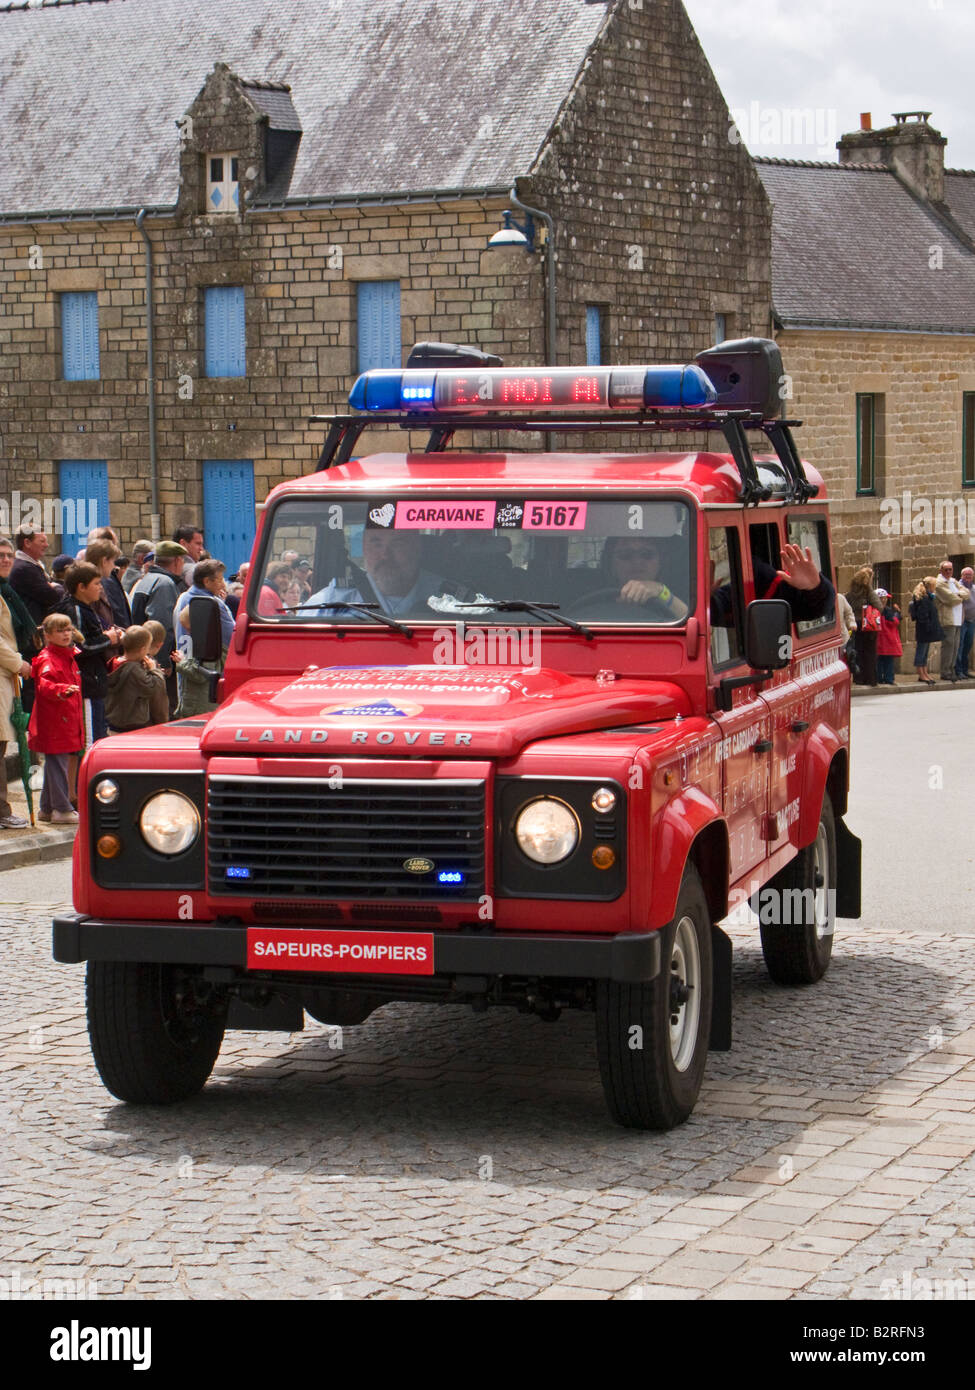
[
  {"left": 0, "top": 0, "right": 610, "bottom": 215},
  {"left": 945, "top": 172, "right": 975, "bottom": 245},
  {"left": 756, "top": 158, "right": 975, "bottom": 335},
  {"left": 240, "top": 81, "right": 302, "bottom": 134}
]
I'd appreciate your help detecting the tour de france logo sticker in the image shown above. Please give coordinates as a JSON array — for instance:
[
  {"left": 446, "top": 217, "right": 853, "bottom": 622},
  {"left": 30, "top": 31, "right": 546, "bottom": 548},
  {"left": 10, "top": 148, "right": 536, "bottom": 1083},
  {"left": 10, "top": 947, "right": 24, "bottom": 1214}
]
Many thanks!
[{"left": 319, "top": 698, "right": 424, "bottom": 719}]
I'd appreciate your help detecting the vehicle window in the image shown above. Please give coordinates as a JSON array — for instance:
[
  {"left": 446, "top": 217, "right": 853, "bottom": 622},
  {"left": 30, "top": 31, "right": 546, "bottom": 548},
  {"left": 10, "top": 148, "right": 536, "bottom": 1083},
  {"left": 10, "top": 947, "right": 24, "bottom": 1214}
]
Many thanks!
[
  {"left": 708, "top": 526, "right": 745, "bottom": 668},
  {"left": 787, "top": 515, "right": 834, "bottom": 636},
  {"left": 252, "top": 497, "right": 693, "bottom": 626}
]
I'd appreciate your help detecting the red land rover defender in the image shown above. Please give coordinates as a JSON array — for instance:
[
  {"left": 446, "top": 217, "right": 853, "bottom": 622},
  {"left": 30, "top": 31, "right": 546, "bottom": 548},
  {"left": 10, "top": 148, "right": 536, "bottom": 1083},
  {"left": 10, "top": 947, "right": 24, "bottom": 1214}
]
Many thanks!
[{"left": 54, "top": 338, "right": 861, "bottom": 1130}]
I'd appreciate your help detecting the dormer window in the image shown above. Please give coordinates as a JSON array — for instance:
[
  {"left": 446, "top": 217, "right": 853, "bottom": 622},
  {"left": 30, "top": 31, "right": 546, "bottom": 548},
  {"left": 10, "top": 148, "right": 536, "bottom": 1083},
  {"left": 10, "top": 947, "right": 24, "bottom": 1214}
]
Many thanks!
[{"left": 206, "top": 153, "right": 239, "bottom": 211}]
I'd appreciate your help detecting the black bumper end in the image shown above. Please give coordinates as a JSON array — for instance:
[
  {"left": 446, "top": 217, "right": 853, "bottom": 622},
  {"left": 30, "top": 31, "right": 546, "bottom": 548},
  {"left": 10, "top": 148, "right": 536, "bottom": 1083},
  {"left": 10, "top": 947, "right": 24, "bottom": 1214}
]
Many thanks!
[{"left": 52, "top": 915, "right": 662, "bottom": 984}]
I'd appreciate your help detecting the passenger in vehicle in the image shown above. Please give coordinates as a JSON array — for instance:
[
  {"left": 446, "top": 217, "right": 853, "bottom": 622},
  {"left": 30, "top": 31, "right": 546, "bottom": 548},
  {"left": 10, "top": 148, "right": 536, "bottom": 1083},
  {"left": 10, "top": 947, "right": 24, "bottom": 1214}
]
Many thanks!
[
  {"left": 309, "top": 530, "right": 462, "bottom": 618},
  {"left": 710, "top": 542, "right": 835, "bottom": 627}
]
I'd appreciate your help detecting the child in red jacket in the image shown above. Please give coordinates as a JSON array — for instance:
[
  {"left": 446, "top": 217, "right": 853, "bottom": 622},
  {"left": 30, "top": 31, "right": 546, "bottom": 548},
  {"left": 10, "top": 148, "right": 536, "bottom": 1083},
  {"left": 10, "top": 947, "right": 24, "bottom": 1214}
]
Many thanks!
[
  {"left": 876, "top": 587, "right": 903, "bottom": 686},
  {"left": 28, "top": 612, "right": 83, "bottom": 824}
]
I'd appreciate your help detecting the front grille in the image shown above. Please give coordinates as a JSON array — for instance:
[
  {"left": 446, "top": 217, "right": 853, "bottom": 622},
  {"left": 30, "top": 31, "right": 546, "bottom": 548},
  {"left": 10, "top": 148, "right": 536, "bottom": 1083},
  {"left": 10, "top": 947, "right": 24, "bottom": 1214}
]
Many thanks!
[{"left": 208, "top": 777, "right": 486, "bottom": 901}]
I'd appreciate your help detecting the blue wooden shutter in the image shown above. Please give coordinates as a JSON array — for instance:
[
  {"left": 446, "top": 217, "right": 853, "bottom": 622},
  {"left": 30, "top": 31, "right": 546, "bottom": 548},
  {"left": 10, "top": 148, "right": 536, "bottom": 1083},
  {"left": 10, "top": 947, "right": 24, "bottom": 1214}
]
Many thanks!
[
  {"left": 62, "top": 292, "right": 100, "bottom": 380},
  {"left": 58, "top": 461, "right": 109, "bottom": 554},
  {"left": 357, "top": 281, "right": 401, "bottom": 372},
  {"left": 585, "top": 305, "right": 602, "bottom": 367},
  {"left": 203, "top": 461, "right": 256, "bottom": 576},
  {"left": 205, "top": 286, "right": 246, "bottom": 378}
]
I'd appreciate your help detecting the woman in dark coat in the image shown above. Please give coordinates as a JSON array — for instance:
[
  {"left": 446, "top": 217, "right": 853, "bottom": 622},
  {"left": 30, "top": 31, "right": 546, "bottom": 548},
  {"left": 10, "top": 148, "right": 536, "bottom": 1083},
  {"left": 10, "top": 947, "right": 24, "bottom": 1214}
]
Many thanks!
[
  {"left": 845, "top": 565, "right": 887, "bottom": 687},
  {"left": 909, "top": 577, "right": 943, "bottom": 685}
]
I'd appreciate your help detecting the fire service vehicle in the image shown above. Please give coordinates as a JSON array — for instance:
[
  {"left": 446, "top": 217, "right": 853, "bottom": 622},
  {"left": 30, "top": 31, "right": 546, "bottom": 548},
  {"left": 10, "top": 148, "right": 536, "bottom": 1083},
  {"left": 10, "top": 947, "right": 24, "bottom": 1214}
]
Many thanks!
[{"left": 54, "top": 337, "right": 861, "bottom": 1130}]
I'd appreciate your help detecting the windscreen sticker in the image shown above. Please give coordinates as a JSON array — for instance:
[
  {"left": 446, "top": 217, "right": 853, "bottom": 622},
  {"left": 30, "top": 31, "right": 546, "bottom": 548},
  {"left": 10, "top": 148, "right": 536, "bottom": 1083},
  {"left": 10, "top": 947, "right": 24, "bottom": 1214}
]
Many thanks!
[{"left": 366, "top": 500, "right": 588, "bottom": 531}]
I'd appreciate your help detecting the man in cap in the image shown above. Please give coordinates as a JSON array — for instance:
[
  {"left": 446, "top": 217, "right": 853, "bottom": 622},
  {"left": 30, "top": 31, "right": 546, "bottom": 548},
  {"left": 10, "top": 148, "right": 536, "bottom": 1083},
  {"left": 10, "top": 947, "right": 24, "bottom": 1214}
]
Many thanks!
[
  {"left": 122, "top": 540, "right": 154, "bottom": 594},
  {"left": 130, "top": 540, "right": 188, "bottom": 713}
]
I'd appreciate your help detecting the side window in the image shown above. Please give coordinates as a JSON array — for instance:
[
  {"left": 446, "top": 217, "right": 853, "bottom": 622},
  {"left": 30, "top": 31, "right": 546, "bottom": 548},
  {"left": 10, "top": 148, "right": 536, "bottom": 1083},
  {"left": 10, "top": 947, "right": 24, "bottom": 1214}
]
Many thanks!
[
  {"left": 787, "top": 515, "right": 835, "bottom": 636},
  {"left": 708, "top": 526, "right": 745, "bottom": 668}
]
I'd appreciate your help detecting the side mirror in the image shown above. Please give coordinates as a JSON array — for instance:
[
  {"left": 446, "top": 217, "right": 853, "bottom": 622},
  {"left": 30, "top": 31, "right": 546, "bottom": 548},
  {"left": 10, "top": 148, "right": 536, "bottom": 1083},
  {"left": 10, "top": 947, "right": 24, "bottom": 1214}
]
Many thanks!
[
  {"left": 745, "top": 599, "right": 792, "bottom": 671},
  {"left": 188, "top": 595, "right": 222, "bottom": 663}
]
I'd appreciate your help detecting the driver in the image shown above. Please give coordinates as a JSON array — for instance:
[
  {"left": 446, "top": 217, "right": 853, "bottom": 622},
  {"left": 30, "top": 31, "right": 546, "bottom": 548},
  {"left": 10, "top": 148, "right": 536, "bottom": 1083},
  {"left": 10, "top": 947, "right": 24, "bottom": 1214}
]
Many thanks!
[
  {"left": 574, "top": 536, "right": 688, "bottom": 621},
  {"left": 308, "top": 529, "right": 454, "bottom": 618}
]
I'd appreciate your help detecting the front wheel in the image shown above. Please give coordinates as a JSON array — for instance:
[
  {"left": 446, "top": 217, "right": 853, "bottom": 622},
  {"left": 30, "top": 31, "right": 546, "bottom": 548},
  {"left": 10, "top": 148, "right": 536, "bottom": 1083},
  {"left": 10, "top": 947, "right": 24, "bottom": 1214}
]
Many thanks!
[
  {"left": 596, "top": 865, "right": 713, "bottom": 1130},
  {"left": 759, "top": 796, "right": 836, "bottom": 985},
  {"left": 86, "top": 961, "right": 227, "bottom": 1104}
]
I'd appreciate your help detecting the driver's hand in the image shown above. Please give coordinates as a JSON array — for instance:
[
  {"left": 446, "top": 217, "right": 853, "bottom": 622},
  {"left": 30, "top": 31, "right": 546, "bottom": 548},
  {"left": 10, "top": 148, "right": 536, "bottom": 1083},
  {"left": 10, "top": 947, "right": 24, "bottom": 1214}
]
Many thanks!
[{"left": 619, "top": 579, "right": 660, "bottom": 604}]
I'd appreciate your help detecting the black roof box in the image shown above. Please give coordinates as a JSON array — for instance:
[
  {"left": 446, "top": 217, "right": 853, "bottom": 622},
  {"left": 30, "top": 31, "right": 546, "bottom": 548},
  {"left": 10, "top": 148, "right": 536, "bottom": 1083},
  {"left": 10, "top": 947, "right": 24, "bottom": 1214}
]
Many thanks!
[{"left": 695, "top": 337, "right": 784, "bottom": 419}]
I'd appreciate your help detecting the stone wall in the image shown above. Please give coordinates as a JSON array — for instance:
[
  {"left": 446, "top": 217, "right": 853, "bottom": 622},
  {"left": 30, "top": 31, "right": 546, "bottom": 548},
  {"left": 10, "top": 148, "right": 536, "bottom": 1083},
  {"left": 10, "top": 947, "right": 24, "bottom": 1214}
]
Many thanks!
[{"left": 779, "top": 327, "right": 975, "bottom": 614}]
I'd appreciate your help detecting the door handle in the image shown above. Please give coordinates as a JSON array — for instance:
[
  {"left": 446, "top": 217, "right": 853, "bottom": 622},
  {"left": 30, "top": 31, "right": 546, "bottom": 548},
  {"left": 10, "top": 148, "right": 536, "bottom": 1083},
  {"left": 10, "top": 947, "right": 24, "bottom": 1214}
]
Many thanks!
[
  {"left": 753, "top": 739, "right": 773, "bottom": 754},
  {"left": 791, "top": 720, "right": 810, "bottom": 733}
]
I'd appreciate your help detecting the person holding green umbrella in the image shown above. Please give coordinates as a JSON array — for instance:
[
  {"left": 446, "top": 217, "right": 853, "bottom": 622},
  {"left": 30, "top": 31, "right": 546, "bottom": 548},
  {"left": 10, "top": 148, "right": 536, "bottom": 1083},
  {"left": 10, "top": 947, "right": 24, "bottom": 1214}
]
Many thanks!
[{"left": 0, "top": 577, "right": 33, "bottom": 828}]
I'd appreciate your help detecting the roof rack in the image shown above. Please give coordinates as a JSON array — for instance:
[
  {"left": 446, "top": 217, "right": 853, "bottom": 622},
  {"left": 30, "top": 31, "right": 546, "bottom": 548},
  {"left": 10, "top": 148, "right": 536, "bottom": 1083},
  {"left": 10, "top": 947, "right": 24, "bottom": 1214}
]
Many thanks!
[{"left": 308, "top": 409, "right": 818, "bottom": 505}]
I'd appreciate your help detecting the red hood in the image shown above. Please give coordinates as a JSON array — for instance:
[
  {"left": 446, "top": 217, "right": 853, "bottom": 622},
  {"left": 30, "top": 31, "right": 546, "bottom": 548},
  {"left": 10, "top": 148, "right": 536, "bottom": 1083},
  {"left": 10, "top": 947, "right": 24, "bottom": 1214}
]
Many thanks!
[{"left": 199, "top": 664, "right": 691, "bottom": 758}]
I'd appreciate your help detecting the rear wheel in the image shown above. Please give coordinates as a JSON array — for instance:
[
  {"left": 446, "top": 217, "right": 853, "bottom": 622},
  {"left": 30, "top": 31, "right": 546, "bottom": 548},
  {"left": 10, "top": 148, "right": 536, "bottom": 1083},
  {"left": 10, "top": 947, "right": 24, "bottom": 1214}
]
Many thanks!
[
  {"left": 759, "top": 796, "right": 836, "bottom": 985},
  {"left": 86, "top": 961, "right": 227, "bottom": 1104},
  {"left": 596, "top": 865, "right": 712, "bottom": 1130}
]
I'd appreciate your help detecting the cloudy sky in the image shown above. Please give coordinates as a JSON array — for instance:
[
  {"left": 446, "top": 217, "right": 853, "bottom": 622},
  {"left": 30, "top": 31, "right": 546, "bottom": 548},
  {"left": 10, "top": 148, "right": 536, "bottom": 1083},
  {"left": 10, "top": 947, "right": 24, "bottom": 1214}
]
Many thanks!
[{"left": 683, "top": 0, "right": 975, "bottom": 168}]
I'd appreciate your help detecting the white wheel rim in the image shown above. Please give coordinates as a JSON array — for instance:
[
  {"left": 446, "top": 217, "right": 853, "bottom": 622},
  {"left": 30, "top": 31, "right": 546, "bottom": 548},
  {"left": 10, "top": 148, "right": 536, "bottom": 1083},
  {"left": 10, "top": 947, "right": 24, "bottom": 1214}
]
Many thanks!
[
  {"left": 814, "top": 823, "right": 833, "bottom": 940},
  {"left": 669, "top": 915, "right": 702, "bottom": 1072}
]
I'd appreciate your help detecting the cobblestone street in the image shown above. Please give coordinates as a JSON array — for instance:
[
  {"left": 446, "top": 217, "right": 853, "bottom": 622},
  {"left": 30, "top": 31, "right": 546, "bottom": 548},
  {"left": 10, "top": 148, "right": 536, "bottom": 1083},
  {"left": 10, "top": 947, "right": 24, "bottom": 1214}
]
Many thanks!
[{"left": 3, "top": 875, "right": 974, "bottom": 1301}]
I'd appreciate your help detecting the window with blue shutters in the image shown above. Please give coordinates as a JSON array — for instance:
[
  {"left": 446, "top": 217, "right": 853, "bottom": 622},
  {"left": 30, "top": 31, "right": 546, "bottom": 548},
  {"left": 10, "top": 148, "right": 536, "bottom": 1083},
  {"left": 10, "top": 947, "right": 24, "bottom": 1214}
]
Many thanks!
[
  {"left": 203, "top": 461, "right": 256, "bottom": 576},
  {"left": 357, "top": 281, "right": 401, "bottom": 373},
  {"left": 204, "top": 286, "right": 246, "bottom": 378},
  {"left": 585, "top": 305, "right": 602, "bottom": 366},
  {"left": 61, "top": 292, "right": 100, "bottom": 380},
  {"left": 58, "top": 461, "right": 109, "bottom": 554}
]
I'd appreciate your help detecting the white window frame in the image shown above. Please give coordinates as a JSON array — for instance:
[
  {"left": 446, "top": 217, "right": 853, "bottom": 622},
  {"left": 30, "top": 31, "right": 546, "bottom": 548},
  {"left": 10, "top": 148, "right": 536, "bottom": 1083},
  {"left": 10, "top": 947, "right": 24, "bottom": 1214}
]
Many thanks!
[{"left": 206, "top": 152, "right": 240, "bottom": 213}]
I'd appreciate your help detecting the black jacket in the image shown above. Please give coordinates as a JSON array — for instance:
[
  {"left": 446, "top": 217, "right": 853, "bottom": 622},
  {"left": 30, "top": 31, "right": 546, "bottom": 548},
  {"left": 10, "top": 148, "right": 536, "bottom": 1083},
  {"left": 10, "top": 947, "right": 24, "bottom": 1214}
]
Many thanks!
[
  {"left": 9, "top": 556, "right": 64, "bottom": 625},
  {"left": 63, "top": 598, "right": 112, "bottom": 699},
  {"left": 909, "top": 592, "right": 943, "bottom": 644},
  {"left": 711, "top": 558, "right": 835, "bottom": 627},
  {"left": 102, "top": 571, "right": 131, "bottom": 629}
]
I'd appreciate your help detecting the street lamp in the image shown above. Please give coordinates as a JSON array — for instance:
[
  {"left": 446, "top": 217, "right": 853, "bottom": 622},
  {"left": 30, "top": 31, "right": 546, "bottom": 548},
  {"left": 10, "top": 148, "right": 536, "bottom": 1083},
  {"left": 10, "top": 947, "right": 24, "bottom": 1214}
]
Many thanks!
[{"left": 487, "top": 187, "right": 557, "bottom": 367}]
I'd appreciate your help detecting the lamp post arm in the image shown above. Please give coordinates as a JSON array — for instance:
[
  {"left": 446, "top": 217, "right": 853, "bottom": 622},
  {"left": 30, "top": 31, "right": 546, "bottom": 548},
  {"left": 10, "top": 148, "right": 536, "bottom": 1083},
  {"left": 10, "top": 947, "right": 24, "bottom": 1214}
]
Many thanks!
[{"left": 509, "top": 186, "right": 556, "bottom": 366}]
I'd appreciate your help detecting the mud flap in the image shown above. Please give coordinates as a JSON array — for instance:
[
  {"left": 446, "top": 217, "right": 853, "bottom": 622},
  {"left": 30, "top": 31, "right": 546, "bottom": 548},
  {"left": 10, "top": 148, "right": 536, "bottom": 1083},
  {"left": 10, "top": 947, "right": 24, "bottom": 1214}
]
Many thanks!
[
  {"left": 709, "top": 923, "right": 732, "bottom": 1051},
  {"left": 835, "top": 816, "right": 862, "bottom": 919}
]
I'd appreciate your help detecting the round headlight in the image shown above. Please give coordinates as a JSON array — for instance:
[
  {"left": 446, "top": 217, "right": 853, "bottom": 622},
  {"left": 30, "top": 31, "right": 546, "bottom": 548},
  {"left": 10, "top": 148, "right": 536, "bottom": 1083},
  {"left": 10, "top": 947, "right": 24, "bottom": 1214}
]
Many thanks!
[
  {"left": 94, "top": 778, "right": 119, "bottom": 805},
  {"left": 515, "top": 798, "right": 579, "bottom": 865},
  {"left": 139, "top": 791, "right": 200, "bottom": 856}
]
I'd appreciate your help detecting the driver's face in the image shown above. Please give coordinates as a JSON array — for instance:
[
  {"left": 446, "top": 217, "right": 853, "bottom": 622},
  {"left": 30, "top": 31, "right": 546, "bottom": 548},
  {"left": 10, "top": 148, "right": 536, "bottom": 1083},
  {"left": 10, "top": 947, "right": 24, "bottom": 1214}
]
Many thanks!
[
  {"left": 610, "top": 539, "right": 661, "bottom": 583},
  {"left": 362, "top": 530, "right": 422, "bottom": 597}
]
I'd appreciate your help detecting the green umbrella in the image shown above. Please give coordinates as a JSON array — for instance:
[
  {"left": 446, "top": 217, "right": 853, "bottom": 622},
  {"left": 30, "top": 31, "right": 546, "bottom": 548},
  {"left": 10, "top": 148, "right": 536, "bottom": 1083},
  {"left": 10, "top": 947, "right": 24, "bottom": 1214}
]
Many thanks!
[{"left": 10, "top": 677, "right": 34, "bottom": 827}]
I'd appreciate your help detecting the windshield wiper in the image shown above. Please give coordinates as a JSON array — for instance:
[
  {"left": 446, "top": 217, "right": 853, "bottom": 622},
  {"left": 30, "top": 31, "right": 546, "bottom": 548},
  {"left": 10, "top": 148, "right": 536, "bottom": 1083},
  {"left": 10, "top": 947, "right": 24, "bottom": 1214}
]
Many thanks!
[
  {"left": 285, "top": 601, "right": 414, "bottom": 637},
  {"left": 454, "top": 599, "right": 593, "bottom": 639}
]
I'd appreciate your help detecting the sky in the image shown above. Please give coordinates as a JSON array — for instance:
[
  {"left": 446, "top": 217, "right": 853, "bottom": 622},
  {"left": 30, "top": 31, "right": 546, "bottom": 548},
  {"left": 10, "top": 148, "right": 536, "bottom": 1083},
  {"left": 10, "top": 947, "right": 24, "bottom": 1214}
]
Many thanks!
[{"left": 682, "top": 0, "right": 975, "bottom": 169}]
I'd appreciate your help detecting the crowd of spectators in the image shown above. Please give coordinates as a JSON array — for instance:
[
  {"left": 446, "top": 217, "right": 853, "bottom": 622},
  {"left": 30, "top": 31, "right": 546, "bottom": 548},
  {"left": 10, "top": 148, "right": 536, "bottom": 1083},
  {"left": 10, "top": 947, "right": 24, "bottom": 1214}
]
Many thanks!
[{"left": 0, "top": 522, "right": 246, "bottom": 828}]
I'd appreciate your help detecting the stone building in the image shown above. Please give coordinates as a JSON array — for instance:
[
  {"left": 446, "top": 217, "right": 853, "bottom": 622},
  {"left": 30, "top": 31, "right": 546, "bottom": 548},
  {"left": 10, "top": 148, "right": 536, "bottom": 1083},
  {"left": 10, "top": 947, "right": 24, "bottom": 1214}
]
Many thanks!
[
  {"left": 0, "top": 0, "right": 771, "bottom": 568},
  {"left": 757, "top": 113, "right": 975, "bottom": 605}
]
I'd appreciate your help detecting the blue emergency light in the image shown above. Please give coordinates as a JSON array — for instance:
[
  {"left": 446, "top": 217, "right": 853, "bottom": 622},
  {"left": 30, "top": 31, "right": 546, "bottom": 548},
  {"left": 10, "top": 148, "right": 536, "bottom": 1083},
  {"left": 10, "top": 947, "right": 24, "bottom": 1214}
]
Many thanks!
[{"left": 348, "top": 364, "right": 717, "bottom": 414}]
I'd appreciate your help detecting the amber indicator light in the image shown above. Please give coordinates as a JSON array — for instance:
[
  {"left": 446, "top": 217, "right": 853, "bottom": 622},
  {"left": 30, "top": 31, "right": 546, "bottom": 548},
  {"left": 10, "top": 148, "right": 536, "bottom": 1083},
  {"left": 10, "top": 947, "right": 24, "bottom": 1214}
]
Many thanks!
[{"left": 97, "top": 835, "right": 122, "bottom": 859}]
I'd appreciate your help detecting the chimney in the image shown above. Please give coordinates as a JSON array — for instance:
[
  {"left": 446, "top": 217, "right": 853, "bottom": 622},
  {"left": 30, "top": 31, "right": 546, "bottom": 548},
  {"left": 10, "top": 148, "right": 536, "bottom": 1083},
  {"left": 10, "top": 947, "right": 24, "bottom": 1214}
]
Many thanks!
[{"left": 837, "top": 110, "right": 947, "bottom": 204}]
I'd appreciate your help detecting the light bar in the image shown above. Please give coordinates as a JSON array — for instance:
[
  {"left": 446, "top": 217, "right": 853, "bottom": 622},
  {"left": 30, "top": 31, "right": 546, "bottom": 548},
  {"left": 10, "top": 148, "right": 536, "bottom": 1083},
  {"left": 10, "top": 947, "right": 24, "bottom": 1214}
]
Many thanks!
[{"left": 348, "top": 364, "right": 717, "bottom": 414}]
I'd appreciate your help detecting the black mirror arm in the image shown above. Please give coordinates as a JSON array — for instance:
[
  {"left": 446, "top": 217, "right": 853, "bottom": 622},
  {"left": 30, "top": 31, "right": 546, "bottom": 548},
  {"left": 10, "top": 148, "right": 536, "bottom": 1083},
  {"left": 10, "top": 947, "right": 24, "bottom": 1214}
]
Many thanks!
[{"left": 717, "top": 669, "right": 772, "bottom": 713}]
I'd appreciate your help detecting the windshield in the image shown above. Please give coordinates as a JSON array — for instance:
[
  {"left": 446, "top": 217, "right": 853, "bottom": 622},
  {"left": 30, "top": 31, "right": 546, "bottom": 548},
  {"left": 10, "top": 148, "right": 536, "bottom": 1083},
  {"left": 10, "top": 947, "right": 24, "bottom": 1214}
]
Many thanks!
[{"left": 252, "top": 496, "right": 692, "bottom": 626}]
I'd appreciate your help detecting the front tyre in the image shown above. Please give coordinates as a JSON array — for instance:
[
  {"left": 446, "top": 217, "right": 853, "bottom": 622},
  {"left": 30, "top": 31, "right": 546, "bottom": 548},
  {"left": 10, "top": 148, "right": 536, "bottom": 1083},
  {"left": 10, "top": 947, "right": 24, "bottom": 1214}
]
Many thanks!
[
  {"left": 596, "top": 865, "right": 713, "bottom": 1130},
  {"left": 86, "top": 961, "right": 227, "bottom": 1104},
  {"left": 759, "top": 795, "right": 836, "bottom": 985}
]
